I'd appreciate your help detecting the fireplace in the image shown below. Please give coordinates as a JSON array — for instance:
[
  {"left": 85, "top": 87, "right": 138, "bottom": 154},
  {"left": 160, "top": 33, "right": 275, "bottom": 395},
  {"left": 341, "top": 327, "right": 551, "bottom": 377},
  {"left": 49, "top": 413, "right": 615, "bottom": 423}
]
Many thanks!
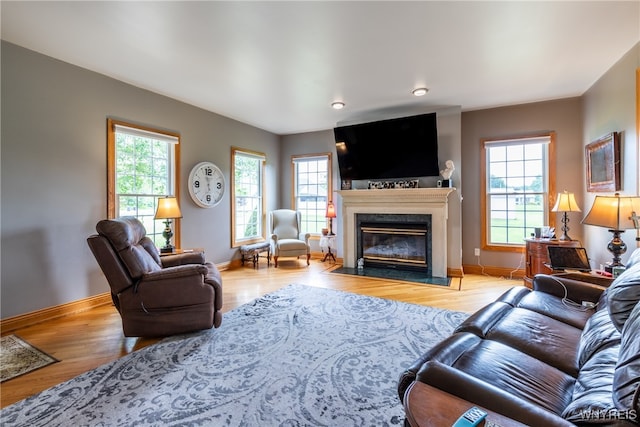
[
  {"left": 357, "top": 214, "right": 431, "bottom": 273},
  {"left": 338, "top": 188, "right": 455, "bottom": 278}
]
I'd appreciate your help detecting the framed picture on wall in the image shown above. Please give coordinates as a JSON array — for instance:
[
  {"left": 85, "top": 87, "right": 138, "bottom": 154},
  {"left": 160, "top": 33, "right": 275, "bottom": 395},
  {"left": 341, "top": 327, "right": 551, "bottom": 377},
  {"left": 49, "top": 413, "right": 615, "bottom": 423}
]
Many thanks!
[{"left": 586, "top": 132, "right": 621, "bottom": 192}]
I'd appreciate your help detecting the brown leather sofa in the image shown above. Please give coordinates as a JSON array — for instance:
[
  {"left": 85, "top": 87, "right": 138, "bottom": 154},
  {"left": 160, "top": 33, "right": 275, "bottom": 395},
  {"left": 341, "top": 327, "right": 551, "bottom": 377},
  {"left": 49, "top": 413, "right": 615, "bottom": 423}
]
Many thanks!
[
  {"left": 87, "top": 217, "right": 223, "bottom": 337},
  {"left": 399, "top": 248, "right": 640, "bottom": 426}
]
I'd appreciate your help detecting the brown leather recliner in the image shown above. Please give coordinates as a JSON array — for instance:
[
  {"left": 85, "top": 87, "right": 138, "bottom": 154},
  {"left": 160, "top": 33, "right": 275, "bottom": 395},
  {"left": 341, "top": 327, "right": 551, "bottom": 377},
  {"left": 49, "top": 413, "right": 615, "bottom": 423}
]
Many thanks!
[{"left": 87, "top": 216, "right": 222, "bottom": 337}]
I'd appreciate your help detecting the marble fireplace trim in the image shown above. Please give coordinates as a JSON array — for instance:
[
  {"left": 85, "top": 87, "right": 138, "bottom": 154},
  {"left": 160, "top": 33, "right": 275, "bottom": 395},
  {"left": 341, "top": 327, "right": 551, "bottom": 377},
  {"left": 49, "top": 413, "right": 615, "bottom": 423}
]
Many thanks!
[{"left": 337, "top": 188, "right": 455, "bottom": 278}]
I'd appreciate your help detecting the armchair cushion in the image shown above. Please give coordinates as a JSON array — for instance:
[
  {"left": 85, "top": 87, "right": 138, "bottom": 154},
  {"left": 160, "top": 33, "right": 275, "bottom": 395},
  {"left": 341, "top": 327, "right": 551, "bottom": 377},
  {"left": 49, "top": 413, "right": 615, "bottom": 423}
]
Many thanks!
[{"left": 270, "top": 209, "right": 302, "bottom": 240}]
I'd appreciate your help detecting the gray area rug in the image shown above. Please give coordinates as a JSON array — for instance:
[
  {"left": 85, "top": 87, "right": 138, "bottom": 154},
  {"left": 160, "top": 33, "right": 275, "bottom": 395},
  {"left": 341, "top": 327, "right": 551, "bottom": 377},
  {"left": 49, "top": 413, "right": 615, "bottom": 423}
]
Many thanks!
[{"left": 1, "top": 284, "right": 467, "bottom": 426}]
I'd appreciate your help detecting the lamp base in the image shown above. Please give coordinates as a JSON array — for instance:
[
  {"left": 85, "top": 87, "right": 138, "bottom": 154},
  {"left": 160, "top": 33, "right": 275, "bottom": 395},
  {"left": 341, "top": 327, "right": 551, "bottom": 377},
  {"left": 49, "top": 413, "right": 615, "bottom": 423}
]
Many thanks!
[
  {"left": 604, "top": 229, "right": 627, "bottom": 273},
  {"left": 160, "top": 245, "right": 175, "bottom": 254}
]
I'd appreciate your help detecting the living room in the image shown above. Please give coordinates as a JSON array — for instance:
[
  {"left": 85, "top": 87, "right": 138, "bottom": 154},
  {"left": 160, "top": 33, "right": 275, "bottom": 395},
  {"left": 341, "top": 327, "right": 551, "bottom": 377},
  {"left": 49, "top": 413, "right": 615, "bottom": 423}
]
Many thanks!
[{"left": 1, "top": 1, "right": 640, "bottom": 424}]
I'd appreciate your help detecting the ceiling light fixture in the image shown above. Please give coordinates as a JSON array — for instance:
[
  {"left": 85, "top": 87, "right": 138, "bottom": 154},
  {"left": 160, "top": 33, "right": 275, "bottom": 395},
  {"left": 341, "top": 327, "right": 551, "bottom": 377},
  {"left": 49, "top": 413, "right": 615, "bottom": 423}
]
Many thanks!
[
  {"left": 331, "top": 101, "right": 345, "bottom": 110},
  {"left": 412, "top": 88, "right": 429, "bottom": 96}
]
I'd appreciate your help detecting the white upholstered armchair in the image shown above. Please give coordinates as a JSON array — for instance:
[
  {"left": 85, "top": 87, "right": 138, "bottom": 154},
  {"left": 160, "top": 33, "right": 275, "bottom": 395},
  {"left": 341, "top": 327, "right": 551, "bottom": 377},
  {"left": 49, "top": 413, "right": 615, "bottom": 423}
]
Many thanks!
[{"left": 269, "top": 209, "right": 311, "bottom": 267}]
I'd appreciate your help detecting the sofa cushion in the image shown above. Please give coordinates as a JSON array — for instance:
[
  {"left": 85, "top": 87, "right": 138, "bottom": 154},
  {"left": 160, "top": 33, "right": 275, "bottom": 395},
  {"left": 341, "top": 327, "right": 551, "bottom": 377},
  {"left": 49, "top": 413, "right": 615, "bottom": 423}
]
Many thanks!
[
  {"left": 577, "top": 307, "right": 621, "bottom": 368},
  {"left": 486, "top": 307, "right": 583, "bottom": 376},
  {"left": 613, "top": 300, "right": 640, "bottom": 414},
  {"left": 607, "top": 262, "right": 640, "bottom": 332},
  {"left": 516, "top": 288, "right": 595, "bottom": 329}
]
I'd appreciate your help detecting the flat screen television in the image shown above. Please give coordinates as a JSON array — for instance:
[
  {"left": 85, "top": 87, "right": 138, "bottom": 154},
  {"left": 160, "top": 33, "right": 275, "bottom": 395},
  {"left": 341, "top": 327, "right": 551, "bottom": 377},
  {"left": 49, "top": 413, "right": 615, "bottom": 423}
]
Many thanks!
[{"left": 333, "top": 112, "right": 439, "bottom": 180}]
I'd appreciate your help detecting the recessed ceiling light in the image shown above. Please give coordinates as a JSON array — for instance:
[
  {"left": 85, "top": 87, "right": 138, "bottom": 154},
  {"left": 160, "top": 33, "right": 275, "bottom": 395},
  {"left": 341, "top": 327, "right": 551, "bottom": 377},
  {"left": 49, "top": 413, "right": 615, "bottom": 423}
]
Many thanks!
[
  {"left": 412, "top": 88, "right": 429, "bottom": 97},
  {"left": 331, "top": 101, "right": 345, "bottom": 110}
]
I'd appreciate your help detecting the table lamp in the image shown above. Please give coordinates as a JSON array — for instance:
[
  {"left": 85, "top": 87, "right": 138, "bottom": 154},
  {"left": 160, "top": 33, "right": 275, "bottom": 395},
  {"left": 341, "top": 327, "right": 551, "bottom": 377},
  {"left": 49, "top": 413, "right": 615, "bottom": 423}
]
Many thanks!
[
  {"left": 326, "top": 201, "right": 337, "bottom": 236},
  {"left": 551, "top": 190, "right": 581, "bottom": 241},
  {"left": 155, "top": 196, "right": 183, "bottom": 253},
  {"left": 582, "top": 193, "right": 640, "bottom": 271}
]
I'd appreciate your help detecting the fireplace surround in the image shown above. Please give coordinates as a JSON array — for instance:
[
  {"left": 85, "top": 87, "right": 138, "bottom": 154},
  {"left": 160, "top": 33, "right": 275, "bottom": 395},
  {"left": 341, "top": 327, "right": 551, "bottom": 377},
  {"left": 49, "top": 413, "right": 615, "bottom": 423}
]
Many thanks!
[{"left": 338, "top": 188, "right": 455, "bottom": 278}]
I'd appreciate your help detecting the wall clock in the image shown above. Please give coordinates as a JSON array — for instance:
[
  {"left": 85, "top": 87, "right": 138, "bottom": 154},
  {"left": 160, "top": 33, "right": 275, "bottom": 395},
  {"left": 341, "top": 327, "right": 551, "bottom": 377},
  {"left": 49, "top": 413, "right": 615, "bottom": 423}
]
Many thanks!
[{"left": 188, "top": 161, "right": 225, "bottom": 208}]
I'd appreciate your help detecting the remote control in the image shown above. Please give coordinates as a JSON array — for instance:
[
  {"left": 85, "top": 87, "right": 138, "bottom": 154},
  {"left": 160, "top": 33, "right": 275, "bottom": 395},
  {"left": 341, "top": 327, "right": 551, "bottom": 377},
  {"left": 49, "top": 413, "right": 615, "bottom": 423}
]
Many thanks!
[{"left": 452, "top": 406, "right": 488, "bottom": 427}]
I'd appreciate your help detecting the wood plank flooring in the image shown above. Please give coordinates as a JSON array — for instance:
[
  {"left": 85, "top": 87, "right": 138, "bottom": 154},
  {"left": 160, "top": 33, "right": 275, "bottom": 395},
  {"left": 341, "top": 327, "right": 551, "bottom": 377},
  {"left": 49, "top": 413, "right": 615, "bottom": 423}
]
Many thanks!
[{"left": 0, "top": 260, "right": 520, "bottom": 409}]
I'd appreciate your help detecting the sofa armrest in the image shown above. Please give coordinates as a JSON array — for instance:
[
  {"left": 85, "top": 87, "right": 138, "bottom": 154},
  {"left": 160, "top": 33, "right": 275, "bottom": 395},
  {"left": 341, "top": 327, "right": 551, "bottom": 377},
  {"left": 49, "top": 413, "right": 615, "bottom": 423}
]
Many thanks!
[
  {"left": 533, "top": 274, "right": 606, "bottom": 303},
  {"left": 160, "top": 251, "right": 206, "bottom": 267},
  {"left": 415, "top": 361, "right": 574, "bottom": 427}
]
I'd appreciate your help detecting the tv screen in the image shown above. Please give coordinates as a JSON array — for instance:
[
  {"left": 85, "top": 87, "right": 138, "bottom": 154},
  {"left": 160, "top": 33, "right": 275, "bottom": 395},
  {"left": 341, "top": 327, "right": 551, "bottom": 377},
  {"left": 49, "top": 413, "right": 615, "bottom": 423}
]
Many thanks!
[{"left": 333, "top": 113, "right": 439, "bottom": 180}]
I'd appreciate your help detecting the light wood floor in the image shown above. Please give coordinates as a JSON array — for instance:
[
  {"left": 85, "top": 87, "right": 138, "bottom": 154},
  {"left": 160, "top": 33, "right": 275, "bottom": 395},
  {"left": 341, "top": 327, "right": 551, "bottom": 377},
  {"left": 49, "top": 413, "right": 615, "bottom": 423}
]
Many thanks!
[{"left": 0, "top": 260, "right": 521, "bottom": 409}]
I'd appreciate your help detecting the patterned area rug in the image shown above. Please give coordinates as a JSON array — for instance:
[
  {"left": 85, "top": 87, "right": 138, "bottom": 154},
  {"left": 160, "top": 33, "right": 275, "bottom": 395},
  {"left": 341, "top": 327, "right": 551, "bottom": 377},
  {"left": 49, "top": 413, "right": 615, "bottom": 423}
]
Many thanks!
[
  {"left": 1, "top": 335, "right": 59, "bottom": 382},
  {"left": 1, "top": 284, "right": 467, "bottom": 426}
]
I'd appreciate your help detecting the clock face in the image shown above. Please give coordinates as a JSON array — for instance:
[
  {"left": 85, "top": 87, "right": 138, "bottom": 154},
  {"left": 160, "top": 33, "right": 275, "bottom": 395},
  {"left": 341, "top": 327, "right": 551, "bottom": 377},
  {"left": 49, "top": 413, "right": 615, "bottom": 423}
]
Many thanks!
[{"left": 188, "top": 162, "right": 225, "bottom": 208}]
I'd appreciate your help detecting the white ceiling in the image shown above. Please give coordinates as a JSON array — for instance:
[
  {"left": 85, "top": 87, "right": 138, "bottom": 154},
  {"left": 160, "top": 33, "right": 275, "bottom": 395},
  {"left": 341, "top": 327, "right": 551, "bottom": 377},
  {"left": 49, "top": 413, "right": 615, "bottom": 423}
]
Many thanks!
[{"left": 2, "top": 1, "right": 639, "bottom": 135}]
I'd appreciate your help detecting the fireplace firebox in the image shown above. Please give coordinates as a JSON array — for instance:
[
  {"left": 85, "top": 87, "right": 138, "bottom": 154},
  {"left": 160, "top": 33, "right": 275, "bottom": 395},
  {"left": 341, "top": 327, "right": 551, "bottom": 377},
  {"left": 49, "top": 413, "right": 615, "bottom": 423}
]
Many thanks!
[{"left": 356, "top": 214, "right": 432, "bottom": 274}]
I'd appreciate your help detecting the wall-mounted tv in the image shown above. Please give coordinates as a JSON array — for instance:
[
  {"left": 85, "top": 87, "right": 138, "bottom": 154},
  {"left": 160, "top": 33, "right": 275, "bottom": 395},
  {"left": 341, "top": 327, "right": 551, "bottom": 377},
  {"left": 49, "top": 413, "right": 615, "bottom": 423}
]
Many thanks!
[{"left": 333, "top": 112, "right": 439, "bottom": 181}]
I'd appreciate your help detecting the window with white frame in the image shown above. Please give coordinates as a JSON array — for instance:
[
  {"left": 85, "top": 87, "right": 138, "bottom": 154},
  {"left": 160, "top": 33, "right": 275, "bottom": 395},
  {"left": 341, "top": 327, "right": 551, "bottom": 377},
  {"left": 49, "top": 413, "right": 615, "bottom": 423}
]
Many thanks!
[
  {"left": 107, "top": 119, "right": 180, "bottom": 248},
  {"left": 481, "top": 133, "right": 555, "bottom": 249},
  {"left": 292, "top": 153, "right": 332, "bottom": 234},
  {"left": 232, "top": 147, "right": 265, "bottom": 246}
]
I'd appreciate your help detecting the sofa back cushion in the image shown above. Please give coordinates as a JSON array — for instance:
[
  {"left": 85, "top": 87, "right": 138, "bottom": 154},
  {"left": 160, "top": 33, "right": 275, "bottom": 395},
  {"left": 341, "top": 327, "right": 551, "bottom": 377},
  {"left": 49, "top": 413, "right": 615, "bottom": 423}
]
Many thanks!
[
  {"left": 607, "top": 262, "right": 640, "bottom": 332},
  {"left": 96, "top": 217, "right": 161, "bottom": 279},
  {"left": 613, "top": 300, "right": 640, "bottom": 415},
  {"left": 577, "top": 307, "right": 621, "bottom": 368}
]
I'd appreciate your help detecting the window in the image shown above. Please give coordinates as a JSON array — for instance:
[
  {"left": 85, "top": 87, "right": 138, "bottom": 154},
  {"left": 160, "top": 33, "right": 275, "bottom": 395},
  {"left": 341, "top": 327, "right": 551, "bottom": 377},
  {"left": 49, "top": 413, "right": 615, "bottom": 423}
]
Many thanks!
[
  {"left": 107, "top": 119, "right": 180, "bottom": 248},
  {"left": 481, "top": 133, "right": 555, "bottom": 250},
  {"left": 292, "top": 153, "right": 332, "bottom": 234},
  {"left": 231, "top": 147, "right": 265, "bottom": 246}
]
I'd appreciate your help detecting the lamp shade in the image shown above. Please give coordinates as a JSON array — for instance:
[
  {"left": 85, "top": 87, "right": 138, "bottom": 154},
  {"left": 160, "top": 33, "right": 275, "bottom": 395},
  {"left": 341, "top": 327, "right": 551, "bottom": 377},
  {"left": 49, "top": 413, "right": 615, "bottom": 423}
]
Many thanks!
[
  {"left": 325, "top": 201, "right": 337, "bottom": 219},
  {"left": 155, "top": 196, "right": 183, "bottom": 219},
  {"left": 551, "top": 191, "right": 581, "bottom": 213},
  {"left": 582, "top": 193, "right": 640, "bottom": 230}
]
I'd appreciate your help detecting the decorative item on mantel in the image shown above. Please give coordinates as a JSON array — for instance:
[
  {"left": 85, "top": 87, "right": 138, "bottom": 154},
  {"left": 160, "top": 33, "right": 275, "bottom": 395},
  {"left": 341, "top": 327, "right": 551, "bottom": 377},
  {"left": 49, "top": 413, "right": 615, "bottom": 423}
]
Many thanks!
[
  {"left": 582, "top": 193, "right": 640, "bottom": 272},
  {"left": 155, "top": 196, "right": 183, "bottom": 253},
  {"left": 367, "top": 179, "right": 419, "bottom": 189},
  {"left": 551, "top": 190, "right": 581, "bottom": 240},
  {"left": 438, "top": 160, "right": 455, "bottom": 188}
]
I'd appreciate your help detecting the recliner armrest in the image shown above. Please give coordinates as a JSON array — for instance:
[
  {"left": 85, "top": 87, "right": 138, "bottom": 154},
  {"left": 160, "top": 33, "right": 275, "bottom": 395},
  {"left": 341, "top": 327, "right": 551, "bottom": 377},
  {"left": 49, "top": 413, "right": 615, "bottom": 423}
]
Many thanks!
[
  {"left": 415, "top": 361, "right": 574, "bottom": 427},
  {"left": 533, "top": 274, "right": 606, "bottom": 303},
  {"left": 160, "top": 251, "right": 206, "bottom": 267},
  {"left": 142, "top": 264, "right": 209, "bottom": 282}
]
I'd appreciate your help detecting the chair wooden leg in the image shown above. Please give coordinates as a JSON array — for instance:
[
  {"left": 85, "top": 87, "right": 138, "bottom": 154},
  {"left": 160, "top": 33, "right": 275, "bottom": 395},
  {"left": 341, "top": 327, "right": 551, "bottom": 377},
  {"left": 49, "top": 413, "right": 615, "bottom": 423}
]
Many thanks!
[
  {"left": 306, "top": 254, "right": 311, "bottom": 265},
  {"left": 274, "top": 256, "right": 278, "bottom": 267}
]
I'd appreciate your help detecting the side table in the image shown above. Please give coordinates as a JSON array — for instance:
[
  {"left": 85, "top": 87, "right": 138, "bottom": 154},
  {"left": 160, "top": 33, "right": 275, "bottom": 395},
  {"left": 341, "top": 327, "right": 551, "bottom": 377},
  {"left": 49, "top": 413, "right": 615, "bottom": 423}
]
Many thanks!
[
  {"left": 319, "top": 234, "right": 337, "bottom": 263},
  {"left": 159, "top": 248, "right": 203, "bottom": 256},
  {"left": 404, "top": 382, "right": 527, "bottom": 427}
]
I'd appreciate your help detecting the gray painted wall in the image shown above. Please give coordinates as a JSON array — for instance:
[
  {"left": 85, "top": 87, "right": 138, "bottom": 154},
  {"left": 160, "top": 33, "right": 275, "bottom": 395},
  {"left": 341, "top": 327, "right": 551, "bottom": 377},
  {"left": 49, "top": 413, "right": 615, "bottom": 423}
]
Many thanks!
[
  {"left": 582, "top": 42, "right": 640, "bottom": 269},
  {"left": 1, "top": 42, "right": 280, "bottom": 318},
  {"left": 461, "top": 97, "right": 584, "bottom": 270}
]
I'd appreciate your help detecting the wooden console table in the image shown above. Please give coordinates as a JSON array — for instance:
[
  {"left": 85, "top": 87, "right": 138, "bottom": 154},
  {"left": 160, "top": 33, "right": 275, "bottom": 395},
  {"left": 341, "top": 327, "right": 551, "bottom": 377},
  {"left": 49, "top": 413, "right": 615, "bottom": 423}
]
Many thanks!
[
  {"left": 524, "top": 238, "right": 581, "bottom": 288},
  {"left": 403, "top": 382, "right": 526, "bottom": 427}
]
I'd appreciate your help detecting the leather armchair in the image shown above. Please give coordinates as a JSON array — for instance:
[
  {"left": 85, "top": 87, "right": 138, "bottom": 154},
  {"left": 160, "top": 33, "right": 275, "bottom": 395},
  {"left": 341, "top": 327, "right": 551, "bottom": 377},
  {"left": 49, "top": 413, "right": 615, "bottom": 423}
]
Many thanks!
[
  {"left": 269, "top": 209, "right": 311, "bottom": 267},
  {"left": 87, "top": 216, "right": 222, "bottom": 337}
]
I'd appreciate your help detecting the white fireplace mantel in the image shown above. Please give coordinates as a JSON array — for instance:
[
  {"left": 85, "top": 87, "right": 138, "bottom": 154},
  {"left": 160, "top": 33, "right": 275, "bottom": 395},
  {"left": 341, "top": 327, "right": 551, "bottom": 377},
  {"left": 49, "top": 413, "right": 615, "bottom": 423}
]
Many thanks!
[{"left": 337, "top": 188, "right": 455, "bottom": 277}]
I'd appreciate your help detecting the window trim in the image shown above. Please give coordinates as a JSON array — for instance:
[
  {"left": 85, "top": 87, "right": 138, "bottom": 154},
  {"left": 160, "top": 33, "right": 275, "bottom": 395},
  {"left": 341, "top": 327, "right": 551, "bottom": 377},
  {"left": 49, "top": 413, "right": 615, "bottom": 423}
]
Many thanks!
[
  {"left": 107, "top": 118, "right": 181, "bottom": 247},
  {"left": 291, "top": 152, "right": 333, "bottom": 236},
  {"left": 230, "top": 146, "right": 266, "bottom": 247},
  {"left": 480, "top": 131, "right": 556, "bottom": 252}
]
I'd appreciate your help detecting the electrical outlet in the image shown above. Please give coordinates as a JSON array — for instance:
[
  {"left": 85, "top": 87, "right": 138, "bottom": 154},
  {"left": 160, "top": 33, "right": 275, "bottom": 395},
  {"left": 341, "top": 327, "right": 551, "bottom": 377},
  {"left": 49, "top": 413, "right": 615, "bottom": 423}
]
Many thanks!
[{"left": 474, "top": 248, "right": 480, "bottom": 256}]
